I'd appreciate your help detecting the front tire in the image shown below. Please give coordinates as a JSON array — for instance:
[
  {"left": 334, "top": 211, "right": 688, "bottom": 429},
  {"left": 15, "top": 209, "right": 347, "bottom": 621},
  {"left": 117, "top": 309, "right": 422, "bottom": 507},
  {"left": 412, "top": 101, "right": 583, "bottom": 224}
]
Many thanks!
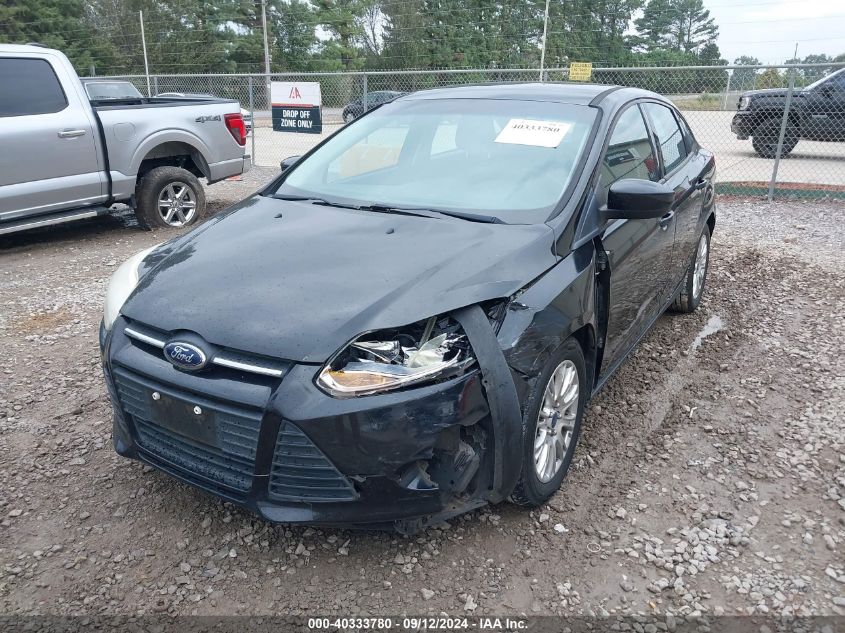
[
  {"left": 510, "top": 338, "right": 586, "bottom": 507},
  {"left": 752, "top": 118, "right": 799, "bottom": 158},
  {"left": 135, "top": 166, "right": 206, "bottom": 230},
  {"left": 671, "top": 227, "right": 711, "bottom": 313}
]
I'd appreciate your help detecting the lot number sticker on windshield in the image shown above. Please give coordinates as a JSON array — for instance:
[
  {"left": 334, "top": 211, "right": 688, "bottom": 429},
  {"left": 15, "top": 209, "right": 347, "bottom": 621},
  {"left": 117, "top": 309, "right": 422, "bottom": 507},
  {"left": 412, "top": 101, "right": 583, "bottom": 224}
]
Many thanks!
[{"left": 495, "top": 119, "right": 571, "bottom": 148}]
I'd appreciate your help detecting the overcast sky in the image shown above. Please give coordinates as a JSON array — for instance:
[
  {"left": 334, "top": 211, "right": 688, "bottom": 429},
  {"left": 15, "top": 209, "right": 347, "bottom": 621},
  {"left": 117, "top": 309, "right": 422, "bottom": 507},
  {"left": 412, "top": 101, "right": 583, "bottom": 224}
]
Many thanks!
[{"left": 704, "top": 0, "right": 845, "bottom": 64}]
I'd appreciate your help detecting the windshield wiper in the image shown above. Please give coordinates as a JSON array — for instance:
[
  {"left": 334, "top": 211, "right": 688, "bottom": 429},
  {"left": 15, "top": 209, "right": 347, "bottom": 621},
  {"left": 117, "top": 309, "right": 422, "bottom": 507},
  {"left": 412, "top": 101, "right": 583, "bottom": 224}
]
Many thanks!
[
  {"left": 360, "top": 204, "right": 444, "bottom": 220},
  {"left": 273, "top": 194, "right": 360, "bottom": 210},
  {"left": 274, "top": 195, "right": 502, "bottom": 224},
  {"left": 430, "top": 209, "right": 503, "bottom": 224},
  {"left": 364, "top": 204, "right": 502, "bottom": 224}
]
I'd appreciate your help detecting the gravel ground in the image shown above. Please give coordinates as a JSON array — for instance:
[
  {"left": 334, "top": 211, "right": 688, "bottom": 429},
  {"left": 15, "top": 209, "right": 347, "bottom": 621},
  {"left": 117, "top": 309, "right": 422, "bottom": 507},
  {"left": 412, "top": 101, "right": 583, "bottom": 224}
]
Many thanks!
[{"left": 1, "top": 168, "right": 843, "bottom": 620}]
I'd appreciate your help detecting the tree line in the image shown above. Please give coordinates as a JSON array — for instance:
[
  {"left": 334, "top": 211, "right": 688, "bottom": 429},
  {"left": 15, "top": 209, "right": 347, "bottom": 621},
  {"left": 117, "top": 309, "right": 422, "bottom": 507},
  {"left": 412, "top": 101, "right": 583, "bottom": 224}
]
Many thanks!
[{"left": 1, "top": 0, "right": 843, "bottom": 79}]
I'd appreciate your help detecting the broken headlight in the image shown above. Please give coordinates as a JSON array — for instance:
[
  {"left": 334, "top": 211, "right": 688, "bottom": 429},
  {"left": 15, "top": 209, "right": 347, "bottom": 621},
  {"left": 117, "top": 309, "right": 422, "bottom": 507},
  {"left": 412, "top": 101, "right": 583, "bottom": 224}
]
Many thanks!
[{"left": 317, "top": 315, "right": 475, "bottom": 397}]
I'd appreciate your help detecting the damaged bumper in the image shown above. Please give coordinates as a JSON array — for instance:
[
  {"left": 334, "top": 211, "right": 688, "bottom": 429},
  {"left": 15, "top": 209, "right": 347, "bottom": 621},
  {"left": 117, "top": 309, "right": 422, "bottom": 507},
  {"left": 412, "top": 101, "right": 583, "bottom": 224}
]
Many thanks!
[{"left": 103, "top": 307, "right": 522, "bottom": 531}]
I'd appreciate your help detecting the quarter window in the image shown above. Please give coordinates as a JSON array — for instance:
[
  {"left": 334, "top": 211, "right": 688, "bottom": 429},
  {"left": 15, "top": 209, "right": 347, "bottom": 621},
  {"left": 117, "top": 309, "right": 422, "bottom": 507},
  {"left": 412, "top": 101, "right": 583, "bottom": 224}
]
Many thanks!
[
  {"left": 0, "top": 58, "right": 68, "bottom": 117},
  {"left": 600, "top": 105, "right": 659, "bottom": 200},
  {"left": 642, "top": 103, "right": 688, "bottom": 174}
]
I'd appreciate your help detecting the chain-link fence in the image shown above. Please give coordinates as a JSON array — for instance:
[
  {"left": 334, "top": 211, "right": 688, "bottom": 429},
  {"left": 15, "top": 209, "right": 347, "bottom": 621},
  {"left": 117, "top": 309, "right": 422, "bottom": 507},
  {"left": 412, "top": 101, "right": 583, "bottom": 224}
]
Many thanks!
[{"left": 105, "top": 63, "right": 845, "bottom": 200}]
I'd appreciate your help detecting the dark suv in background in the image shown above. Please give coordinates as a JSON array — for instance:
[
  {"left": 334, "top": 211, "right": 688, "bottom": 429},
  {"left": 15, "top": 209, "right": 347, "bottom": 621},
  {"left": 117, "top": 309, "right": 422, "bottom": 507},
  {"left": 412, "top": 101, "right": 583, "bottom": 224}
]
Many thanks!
[
  {"left": 342, "top": 90, "right": 407, "bottom": 122},
  {"left": 731, "top": 67, "right": 845, "bottom": 158}
]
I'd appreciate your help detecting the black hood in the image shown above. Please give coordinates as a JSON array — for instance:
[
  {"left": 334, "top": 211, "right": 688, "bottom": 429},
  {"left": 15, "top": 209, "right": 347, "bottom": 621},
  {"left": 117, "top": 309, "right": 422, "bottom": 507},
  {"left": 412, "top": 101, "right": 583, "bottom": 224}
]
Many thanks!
[
  {"left": 741, "top": 88, "right": 804, "bottom": 100},
  {"left": 122, "top": 196, "right": 557, "bottom": 363}
]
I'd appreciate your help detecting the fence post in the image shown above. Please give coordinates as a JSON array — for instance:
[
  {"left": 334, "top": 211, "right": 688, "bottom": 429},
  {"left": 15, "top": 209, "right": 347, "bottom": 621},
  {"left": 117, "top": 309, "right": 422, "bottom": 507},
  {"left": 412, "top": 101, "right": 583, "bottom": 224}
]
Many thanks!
[
  {"left": 722, "top": 70, "right": 731, "bottom": 111},
  {"left": 248, "top": 76, "right": 256, "bottom": 166},
  {"left": 362, "top": 73, "right": 368, "bottom": 112},
  {"left": 767, "top": 69, "right": 797, "bottom": 202},
  {"left": 153, "top": 76, "right": 158, "bottom": 96}
]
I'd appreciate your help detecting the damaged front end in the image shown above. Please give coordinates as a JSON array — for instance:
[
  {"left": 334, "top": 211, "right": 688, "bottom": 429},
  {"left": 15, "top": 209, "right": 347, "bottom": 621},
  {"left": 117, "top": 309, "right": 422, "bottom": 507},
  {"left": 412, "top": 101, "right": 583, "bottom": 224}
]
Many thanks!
[
  {"left": 316, "top": 314, "right": 477, "bottom": 398},
  {"left": 260, "top": 302, "right": 524, "bottom": 534}
]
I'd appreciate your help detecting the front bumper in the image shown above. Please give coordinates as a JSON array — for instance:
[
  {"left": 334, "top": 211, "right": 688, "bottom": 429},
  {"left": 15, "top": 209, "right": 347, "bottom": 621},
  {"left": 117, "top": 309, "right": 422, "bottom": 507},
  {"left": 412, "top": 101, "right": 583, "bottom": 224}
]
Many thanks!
[
  {"left": 731, "top": 111, "right": 759, "bottom": 139},
  {"left": 103, "top": 318, "right": 495, "bottom": 530}
]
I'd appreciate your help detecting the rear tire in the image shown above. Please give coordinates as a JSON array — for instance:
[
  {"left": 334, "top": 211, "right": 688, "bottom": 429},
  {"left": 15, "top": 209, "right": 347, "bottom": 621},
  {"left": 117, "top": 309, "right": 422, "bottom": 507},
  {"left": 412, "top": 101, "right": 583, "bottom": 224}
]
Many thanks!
[
  {"left": 751, "top": 118, "right": 799, "bottom": 158},
  {"left": 671, "top": 227, "right": 711, "bottom": 313},
  {"left": 510, "top": 338, "right": 586, "bottom": 507},
  {"left": 135, "top": 166, "right": 206, "bottom": 230}
]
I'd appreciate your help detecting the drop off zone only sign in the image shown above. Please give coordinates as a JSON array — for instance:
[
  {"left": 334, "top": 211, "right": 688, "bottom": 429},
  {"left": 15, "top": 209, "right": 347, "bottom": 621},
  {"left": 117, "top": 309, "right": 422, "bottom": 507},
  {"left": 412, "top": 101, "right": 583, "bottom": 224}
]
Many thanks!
[{"left": 271, "top": 82, "right": 323, "bottom": 134}]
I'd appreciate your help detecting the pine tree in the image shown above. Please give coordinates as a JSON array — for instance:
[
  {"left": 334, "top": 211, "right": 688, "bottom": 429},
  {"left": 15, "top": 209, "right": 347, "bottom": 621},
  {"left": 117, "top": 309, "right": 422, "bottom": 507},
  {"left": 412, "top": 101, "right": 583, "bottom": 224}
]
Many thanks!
[
  {"left": 381, "top": 0, "right": 427, "bottom": 69},
  {"left": 670, "top": 0, "right": 717, "bottom": 54},
  {"left": 271, "top": 0, "right": 318, "bottom": 71},
  {"left": 0, "top": 0, "right": 118, "bottom": 74},
  {"left": 633, "top": 0, "right": 673, "bottom": 53},
  {"left": 547, "top": 0, "right": 643, "bottom": 67},
  {"left": 635, "top": 0, "right": 717, "bottom": 55},
  {"left": 730, "top": 55, "right": 760, "bottom": 91},
  {"left": 314, "top": 0, "right": 368, "bottom": 69}
]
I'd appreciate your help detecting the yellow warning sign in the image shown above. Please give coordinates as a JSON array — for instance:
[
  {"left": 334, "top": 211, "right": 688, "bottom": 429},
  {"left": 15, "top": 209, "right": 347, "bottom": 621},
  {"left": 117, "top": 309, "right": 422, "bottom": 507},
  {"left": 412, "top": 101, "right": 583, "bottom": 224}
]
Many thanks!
[{"left": 569, "top": 62, "right": 593, "bottom": 82}]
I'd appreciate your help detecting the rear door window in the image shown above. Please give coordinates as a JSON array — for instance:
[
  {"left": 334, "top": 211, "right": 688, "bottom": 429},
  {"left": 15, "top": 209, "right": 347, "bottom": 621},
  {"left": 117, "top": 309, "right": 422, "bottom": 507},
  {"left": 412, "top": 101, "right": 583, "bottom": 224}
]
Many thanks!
[
  {"left": 642, "top": 103, "right": 689, "bottom": 174},
  {"left": 0, "top": 58, "right": 68, "bottom": 117}
]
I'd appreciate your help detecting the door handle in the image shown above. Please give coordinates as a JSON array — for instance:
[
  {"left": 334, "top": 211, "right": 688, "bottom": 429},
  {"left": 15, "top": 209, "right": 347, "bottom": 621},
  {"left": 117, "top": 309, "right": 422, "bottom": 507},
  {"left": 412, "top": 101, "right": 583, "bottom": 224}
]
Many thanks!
[
  {"left": 58, "top": 129, "right": 86, "bottom": 138},
  {"left": 658, "top": 210, "right": 675, "bottom": 229}
]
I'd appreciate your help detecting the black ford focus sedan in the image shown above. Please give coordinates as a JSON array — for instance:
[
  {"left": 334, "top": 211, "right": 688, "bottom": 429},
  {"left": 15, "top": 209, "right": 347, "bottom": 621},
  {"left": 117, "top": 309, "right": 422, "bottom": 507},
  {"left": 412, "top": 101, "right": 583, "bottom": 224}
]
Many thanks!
[{"left": 100, "top": 83, "right": 715, "bottom": 533}]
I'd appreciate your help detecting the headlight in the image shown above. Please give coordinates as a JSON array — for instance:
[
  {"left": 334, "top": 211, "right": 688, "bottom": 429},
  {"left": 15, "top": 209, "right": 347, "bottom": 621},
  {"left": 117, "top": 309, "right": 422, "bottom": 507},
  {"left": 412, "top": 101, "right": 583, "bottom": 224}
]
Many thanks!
[
  {"left": 102, "top": 244, "right": 160, "bottom": 331},
  {"left": 738, "top": 96, "right": 751, "bottom": 110},
  {"left": 317, "top": 315, "right": 476, "bottom": 397}
]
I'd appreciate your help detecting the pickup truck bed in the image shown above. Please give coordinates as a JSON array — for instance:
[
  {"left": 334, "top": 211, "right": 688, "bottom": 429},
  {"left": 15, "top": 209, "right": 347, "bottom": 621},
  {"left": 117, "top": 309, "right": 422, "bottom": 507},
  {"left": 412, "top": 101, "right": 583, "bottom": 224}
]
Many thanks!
[{"left": 0, "top": 44, "right": 251, "bottom": 234}]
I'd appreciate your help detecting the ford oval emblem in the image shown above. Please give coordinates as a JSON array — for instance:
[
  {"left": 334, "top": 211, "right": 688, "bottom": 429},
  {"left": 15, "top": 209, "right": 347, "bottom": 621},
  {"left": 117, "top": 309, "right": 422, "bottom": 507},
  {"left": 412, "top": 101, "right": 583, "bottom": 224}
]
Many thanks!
[{"left": 163, "top": 341, "right": 208, "bottom": 371}]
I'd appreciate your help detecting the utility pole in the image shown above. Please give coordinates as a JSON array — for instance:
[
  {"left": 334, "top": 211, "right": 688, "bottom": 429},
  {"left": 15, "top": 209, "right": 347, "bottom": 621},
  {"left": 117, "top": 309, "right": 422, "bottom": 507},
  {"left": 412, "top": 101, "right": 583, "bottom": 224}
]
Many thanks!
[
  {"left": 539, "top": 0, "right": 551, "bottom": 82},
  {"left": 261, "top": 0, "right": 272, "bottom": 108},
  {"left": 139, "top": 10, "right": 151, "bottom": 96}
]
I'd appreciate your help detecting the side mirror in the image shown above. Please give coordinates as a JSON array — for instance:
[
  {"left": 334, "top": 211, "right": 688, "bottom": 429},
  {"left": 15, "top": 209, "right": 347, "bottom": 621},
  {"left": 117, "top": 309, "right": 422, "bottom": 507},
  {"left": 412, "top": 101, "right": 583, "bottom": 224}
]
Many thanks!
[
  {"left": 280, "top": 155, "right": 301, "bottom": 172},
  {"left": 602, "top": 179, "right": 674, "bottom": 221}
]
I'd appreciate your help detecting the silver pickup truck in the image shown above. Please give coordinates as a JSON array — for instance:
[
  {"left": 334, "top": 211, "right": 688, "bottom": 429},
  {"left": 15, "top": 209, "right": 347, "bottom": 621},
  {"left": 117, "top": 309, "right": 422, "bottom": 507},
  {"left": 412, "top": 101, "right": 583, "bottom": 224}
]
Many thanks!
[{"left": 0, "top": 44, "right": 251, "bottom": 234}]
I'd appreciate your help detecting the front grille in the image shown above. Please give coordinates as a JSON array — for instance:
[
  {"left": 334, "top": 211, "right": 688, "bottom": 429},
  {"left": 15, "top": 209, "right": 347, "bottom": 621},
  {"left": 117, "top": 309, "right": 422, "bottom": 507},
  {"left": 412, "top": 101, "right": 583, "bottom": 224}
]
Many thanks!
[
  {"left": 122, "top": 319, "right": 289, "bottom": 380},
  {"left": 269, "top": 424, "right": 357, "bottom": 502},
  {"left": 112, "top": 368, "right": 262, "bottom": 493}
]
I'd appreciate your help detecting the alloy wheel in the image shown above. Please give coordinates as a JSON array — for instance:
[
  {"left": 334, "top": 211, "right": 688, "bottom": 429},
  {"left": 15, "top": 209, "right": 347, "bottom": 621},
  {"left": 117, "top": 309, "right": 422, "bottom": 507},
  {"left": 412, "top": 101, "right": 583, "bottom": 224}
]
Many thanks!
[
  {"left": 692, "top": 233, "right": 708, "bottom": 300},
  {"left": 157, "top": 182, "right": 197, "bottom": 227},
  {"left": 533, "top": 360, "right": 579, "bottom": 483}
]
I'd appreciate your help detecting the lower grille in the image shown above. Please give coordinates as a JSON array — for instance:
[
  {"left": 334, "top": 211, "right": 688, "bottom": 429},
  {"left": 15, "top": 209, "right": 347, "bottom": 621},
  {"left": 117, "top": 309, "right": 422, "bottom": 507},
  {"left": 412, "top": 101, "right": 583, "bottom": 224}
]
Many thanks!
[
  {"left": 269, "top": 424, "right": 357, "bottom": 502},
  {"left": 112, "top": 368, "right": 262, "bottom": 493}
]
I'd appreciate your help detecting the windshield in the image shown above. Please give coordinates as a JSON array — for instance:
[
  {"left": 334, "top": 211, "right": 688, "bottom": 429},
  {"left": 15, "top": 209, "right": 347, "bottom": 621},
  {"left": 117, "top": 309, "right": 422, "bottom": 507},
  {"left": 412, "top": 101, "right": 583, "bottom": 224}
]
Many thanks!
[
  {"left": 271, "top": 98, "right": 597, "bottom": 223},
  {"left": 805, "top": 68, "right": 845, "bottom": 92},
  {"left": 85, "top": 81, "right": 143, "bottom": 100}
]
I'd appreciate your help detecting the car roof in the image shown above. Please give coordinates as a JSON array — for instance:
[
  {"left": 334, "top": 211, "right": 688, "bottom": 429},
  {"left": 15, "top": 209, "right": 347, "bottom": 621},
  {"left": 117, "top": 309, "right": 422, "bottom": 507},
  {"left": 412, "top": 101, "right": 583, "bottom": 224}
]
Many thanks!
[
  {"left": 401, "top": 82, "right": 657, "bottom": 106},
  {"left": 0, "top": 44, "right": 56, "bottom": 54},
  {"left": 80, "top": 78, "right": 133, "bottom": 83}
]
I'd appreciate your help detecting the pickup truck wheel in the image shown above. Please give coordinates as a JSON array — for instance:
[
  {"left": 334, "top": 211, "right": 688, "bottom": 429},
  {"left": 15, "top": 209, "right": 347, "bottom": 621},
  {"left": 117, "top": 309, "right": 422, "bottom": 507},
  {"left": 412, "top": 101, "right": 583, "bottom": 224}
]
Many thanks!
[
  {"left": 751, "top": 119, "right": 799, "bottom": 158},
  {"left": 671, "top": 227, "right": 711, "bottom": 313},
  {"left": 135, "top": 166, "right": 206, "bottom": 230},
  {"left": 510, "top": 338, "right": 586, "bottom": 507}
]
